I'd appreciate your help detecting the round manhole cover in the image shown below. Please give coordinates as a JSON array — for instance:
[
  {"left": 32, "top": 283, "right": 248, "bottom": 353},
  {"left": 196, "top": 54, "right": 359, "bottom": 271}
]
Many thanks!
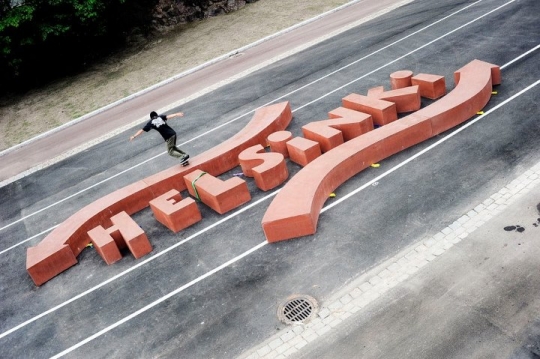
[{"left": 277, "top": 295, "right": 318, "bottom": 325}]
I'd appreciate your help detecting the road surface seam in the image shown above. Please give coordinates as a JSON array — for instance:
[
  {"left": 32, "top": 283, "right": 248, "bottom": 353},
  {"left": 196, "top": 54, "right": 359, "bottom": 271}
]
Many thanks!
[{"left": 239, "top": 160, "right": 540, "bottom": 358}]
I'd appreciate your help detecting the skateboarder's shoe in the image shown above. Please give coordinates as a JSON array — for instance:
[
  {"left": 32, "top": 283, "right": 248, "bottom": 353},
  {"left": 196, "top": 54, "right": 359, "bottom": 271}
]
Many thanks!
[{"left": 180, "top": 154, "right": 190, "bottom": 166}]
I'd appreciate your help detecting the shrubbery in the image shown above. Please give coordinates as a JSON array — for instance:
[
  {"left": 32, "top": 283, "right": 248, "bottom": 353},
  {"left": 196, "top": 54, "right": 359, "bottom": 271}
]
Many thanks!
[
  {"left": 0, "top": 0, "right": 157, "bottom": 94},
  {"left": 0, "top": 0, "right": 256, "bottom": 95}
]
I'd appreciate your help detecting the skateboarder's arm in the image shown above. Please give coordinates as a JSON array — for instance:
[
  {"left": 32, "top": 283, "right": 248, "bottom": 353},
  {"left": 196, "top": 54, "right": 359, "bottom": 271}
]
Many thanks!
[
  {"left": 166, "top": 112, "right": 184, "bottom": 119},
  {"left": 130, "top": 129, "right": 144, "bottom": 141}
]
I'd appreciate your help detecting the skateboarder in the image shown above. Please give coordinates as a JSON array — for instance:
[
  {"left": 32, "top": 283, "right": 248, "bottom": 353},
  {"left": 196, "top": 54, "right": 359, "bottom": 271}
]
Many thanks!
[{"left": 130, "top": 111, "right": 189, "bottom": 165}]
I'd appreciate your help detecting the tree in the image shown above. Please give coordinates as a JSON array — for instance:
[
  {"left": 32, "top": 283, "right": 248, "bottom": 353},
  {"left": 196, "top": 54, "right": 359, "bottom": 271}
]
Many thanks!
[{"left": 0, "top": 0, "right": 157, "bottom": 93}]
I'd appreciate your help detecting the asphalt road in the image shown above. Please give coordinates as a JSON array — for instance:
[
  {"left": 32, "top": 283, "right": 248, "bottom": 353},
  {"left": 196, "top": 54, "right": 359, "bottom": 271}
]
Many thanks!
[{"left": 0, "top": 0, "right": 539, "bottom": 358}]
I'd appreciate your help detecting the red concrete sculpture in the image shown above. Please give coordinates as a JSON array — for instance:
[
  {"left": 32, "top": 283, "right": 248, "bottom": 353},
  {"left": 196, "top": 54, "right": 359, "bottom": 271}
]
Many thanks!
[
  {"left": 342, "top": 94, "right": 397, "bottom": 126},
  {"left": 238, "top": 144, "right": 288, "bottom": 191},
  {"left": 26, "top": 59, "right": 503, "bottom": 285},
  {"left": 183, "top": 170, "right": 251, "bottom": 214},
  {"left": 286, "top": 137, "right": 322, "bottom": 167},
  {"left": 149, "top": 189, "right": 202, "bottom": 233},
  {"left": 390, "top": 70, "right": 413, "bottom": 89},
  {"left": 367, "top": 85, "right": 421, "bottom": 113},
  {"left": 366, "top": 86, "right": 385, "bottom": 97},
  {"left": 301, "top": 111, "right": 373, "bottom": 152},
  {"left": 328, "top": 106, "right": 372, "bottom": 124},
  {"left": 412, "top": 73, "right": 446, "bottom": 99},
  {"left": 262, "top": 60, "right": 501, "bottom": 242},
  {"left": 27, "top": 102, "right": 292, "bottom": 285},
  {"left": 88, "top": 211, "right": 152, "bottom": 264},
  {"left": 267, "top": 131, "right": 293, "bottom": 158}
]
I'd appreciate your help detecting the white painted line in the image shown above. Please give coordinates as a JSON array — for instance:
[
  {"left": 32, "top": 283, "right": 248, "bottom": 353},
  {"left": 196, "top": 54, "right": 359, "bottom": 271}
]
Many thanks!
[
  {"left": 500, "top": 44, "right": 540, "bottom": 69},
  {"left": 49, "top": 241, "right": 268, "bottom": 359},
  {"left": 0, "top": 0, "right": 485, "bottom": 240},
  {"left": 243, "top": 158, "right": 540, "bottom": 359},
  {"left": 0, "top": 191, "right": 278, "bottom": 341},
  {"left": 323, "top": 79, "right": 540, "bottom": 213},
  {"left": 50, "top": 78, "right": 539, "bottom": 358},
  {"left": 0, "top": 152, "right": 162, "bottom": 233},
  {"left": 0, "top": 0, "right": 529, "bottom": 342},
  {"left": 0, "top": 226, "right": 58, "bottom": 255},
  {"left": 294, "top": 0, "right": 517, "bottom": 112}
]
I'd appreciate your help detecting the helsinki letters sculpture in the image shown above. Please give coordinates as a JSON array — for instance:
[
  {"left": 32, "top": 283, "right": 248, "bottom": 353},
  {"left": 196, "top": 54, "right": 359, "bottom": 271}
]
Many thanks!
[{"left": 26, "top": 60, "right": 500, "bottom": 286}]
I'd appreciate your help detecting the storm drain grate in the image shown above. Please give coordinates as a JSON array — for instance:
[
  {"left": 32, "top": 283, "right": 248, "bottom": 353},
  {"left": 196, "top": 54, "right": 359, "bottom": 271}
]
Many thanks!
[{"left": 278, "top": 295, "right": 318, "bottom": 325}]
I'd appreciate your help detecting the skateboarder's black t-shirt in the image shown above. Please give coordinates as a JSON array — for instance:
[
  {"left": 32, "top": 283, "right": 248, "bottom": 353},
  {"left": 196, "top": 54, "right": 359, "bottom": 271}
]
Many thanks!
[{"left": 143, "top": 115, "right": 176, "bottom": 141}]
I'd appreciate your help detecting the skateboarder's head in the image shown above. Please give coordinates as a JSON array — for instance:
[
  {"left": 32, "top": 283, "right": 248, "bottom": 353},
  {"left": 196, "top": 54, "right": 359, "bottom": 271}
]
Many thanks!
[{"left": 150, "top": 111, "right": 158, "bottom": 119}]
